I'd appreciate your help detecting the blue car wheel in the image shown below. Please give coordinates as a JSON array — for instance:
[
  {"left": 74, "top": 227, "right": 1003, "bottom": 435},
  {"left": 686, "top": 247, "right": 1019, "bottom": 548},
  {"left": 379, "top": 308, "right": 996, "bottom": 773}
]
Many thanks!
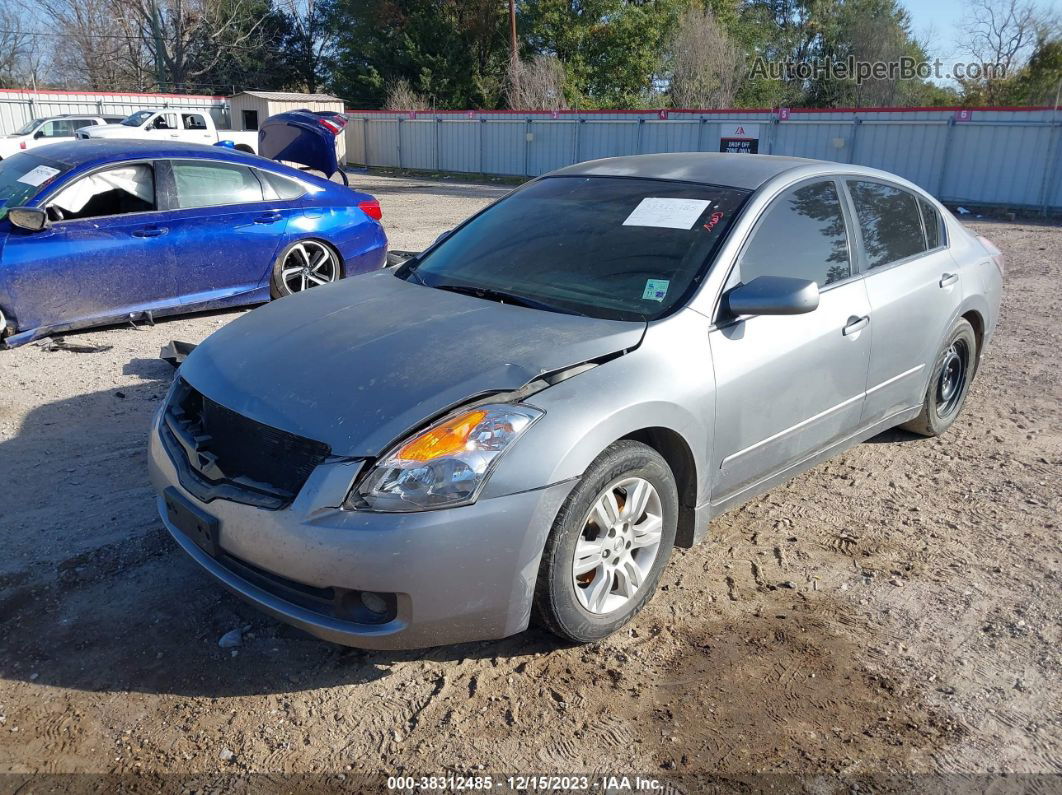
[{"left": 270, "top": 239, "right": 342, "bottom": 298}]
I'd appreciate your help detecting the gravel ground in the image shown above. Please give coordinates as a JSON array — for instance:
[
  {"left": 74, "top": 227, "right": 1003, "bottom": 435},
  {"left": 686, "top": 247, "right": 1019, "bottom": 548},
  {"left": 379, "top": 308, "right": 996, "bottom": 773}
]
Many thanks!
[{"left": 0, "top": 173, "right": 1059, "bottom": 789}]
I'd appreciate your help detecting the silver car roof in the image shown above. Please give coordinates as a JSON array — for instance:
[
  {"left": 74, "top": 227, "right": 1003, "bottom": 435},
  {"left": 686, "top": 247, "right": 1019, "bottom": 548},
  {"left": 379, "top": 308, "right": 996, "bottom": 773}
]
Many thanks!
[{"left": 550, "top": 152, "right": 833, "bottom": 191}]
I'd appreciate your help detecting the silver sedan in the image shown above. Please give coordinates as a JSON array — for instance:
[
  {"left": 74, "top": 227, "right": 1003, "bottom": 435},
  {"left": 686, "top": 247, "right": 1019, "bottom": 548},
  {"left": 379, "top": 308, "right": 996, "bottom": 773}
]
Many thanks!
[{"left": 149, "top": 153, "right": 1004, "bottom": 649}]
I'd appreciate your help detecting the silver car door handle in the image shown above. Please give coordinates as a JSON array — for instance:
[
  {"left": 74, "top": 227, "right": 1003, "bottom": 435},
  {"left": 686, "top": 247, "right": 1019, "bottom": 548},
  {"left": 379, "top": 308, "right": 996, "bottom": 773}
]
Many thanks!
[
  {"left": 939, "top": 272, "right": 959, "bottom": 288},
  {"left": 843, "top": 315, "right": 870, "bottom": 335}
]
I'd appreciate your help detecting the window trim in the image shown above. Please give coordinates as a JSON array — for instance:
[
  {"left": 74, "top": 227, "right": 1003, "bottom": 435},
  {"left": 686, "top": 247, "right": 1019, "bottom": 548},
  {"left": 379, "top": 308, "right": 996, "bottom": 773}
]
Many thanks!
[
  {"left": 36, "top": 159, "right": 162, "bottom": 225},
  {"left": 257, "top": 168, "right": 308, "bottom": 201},
  {"left": 842, "top": 177, "right": 948, "bottom": 276},
  {"left": 713, "top": 175, "right": 861, "bottom": 325},
  {"left": 917, "top": 195, "right": 949, "bottom": 255},
  {"left": 181, "top": 113, "right": 208, "bottom": 131}
]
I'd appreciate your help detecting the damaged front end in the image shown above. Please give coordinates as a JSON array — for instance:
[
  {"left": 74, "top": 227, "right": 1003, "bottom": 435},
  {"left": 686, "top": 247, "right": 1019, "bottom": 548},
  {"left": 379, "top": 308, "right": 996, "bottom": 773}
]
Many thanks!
[{"left": 160, "top": 377, "right": 331, "bottom": 510}]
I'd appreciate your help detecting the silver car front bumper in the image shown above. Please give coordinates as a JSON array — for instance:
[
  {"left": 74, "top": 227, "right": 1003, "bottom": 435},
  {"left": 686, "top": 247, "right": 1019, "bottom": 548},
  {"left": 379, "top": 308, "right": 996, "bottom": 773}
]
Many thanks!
[{"left": 148, "top": 417, "right": 575, "bottom": 650}]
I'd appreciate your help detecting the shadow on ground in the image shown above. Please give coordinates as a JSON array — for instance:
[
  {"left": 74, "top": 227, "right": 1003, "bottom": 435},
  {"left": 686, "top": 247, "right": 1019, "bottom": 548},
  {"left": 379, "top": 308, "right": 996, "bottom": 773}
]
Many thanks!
[{"left": 0, "top": 374, "right": 562, "bottom": 699}]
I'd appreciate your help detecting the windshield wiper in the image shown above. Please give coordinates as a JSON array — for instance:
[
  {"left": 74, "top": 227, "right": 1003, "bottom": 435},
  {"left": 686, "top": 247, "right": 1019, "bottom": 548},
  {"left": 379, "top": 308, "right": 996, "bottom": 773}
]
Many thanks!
[
  {"left": 431, "top": 282, "right": 586, "bottom": 316},
  {"left": 403, "top": 264, "right": 427, "bottom": 285}
]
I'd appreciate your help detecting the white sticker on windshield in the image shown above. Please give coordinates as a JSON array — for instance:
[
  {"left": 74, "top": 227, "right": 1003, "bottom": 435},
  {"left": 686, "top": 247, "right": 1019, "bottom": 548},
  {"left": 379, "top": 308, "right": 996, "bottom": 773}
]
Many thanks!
[
  {"left": 17, "top": 165, "right": 61, "bottom": 187},
  {"left": 642, "top": 279, "right": 670, "bottom": 301},
  {"left": 623, "top": 198, "right": 711, "bottom": 230}
]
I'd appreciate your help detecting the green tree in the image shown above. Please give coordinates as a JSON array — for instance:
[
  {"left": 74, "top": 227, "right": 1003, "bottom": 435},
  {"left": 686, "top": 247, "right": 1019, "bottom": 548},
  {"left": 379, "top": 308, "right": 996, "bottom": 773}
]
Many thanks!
[
  {"left": 324, "top": 0, "right": 509, "bottom": 109},
  {"left": 519, "top": 0, "right": 686, "bottom": 107},
  {"left": 738, "top": 0, "right": 954, "bottom": 108}
]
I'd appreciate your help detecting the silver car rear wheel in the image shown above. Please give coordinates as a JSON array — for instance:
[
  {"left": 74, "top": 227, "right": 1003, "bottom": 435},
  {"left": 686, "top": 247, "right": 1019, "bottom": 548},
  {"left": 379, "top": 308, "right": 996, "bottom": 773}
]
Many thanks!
[
  {"left": 901, "top": 317, "right": 978, "bottom": 437},
  {"left": 572, "top": 477, "right": 663, "bottom": 614},
  {"left": 279, "top": 241, "right": 338, "bottom": 294}
]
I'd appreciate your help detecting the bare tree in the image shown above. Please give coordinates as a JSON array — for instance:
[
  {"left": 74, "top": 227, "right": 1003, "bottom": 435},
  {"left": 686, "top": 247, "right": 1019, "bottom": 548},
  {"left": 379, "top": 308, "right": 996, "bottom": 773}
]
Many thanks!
[
  {"left": 665, "top": 7, "right": 743, "bottom": 109},
  {"left": 124, "top": 0, "right": 267, "bottom": 90},
  {"left": 505, "top": 54, "right": 567, "bottom": 110},
  {"left": 0, "top": 6, "right": 35, "bottom": 87},
  {"left": 384, "top": 78, "right": 429, "bottom": 110},
  {"left": 845, "top": 13, "right": 908, "bottom": 107},
  {"left": 959, "top": 0, "right": 1056, "bottom": 101},
  {"left": 964, "top": 0, "right": 1041, "bottom": 70},
  {"left": 34, "top": 0, "right": 147, "bottom": 89}
]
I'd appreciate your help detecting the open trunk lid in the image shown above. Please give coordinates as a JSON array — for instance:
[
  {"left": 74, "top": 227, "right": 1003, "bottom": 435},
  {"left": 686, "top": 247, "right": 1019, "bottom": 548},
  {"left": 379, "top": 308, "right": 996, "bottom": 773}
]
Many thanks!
[{"left": 258, "top": 110, "right": 349, "bottom": 179}]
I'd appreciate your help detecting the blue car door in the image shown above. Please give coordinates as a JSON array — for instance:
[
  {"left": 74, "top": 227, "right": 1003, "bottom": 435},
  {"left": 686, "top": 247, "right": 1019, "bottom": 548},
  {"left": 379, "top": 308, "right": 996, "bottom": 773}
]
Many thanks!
[
  {"left": 1, "top": 161, "right": 179, "bottom": 331},
  {"left": 157, "top": 159, "right": 298, "bottom": 306}
]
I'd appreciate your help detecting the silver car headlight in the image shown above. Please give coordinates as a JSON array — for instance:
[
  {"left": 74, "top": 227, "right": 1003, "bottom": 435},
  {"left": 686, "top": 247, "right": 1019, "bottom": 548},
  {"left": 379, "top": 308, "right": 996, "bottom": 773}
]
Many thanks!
[{"left": 346, "top": 404, "right": 543, "bottom": 512}]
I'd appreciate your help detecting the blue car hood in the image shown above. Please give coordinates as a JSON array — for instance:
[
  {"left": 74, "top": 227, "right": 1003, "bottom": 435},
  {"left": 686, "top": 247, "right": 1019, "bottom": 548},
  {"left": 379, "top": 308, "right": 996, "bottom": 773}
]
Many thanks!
[{"left": 179, "top": 269, "right": 645, "bottom": 457}]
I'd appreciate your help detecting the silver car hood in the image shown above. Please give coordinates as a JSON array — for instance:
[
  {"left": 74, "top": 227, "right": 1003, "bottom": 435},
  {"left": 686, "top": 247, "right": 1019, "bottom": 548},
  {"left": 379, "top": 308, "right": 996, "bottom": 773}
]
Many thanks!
[{"left": 179, "top": 269, "right": 646, "bottom": 457}]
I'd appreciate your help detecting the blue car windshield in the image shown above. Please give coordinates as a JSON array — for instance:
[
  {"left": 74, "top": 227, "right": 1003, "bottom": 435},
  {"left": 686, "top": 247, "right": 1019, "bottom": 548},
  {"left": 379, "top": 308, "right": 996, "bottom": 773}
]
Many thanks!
[
  {"left": 0, "top": 153, "right": 71, "bottom": 220},
  {"left": 403, "top": 176, "right": 749, "bottom": 322}
]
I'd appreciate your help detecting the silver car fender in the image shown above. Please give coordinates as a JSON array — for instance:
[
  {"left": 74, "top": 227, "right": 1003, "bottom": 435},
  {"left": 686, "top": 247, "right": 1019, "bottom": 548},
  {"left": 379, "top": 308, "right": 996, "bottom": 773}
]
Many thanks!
[{"left": 481, "top": 308, "right": 715, "bottom": 546}]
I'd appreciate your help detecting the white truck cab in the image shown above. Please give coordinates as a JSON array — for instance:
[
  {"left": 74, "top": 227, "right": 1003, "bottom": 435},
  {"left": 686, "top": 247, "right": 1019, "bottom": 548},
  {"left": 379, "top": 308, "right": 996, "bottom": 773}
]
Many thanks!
[
  {"left": 0, "top": 115, "right": 124, "bottom": 159},
  {"left": 77, "top": 109, "right": 259, "bottom": 153}
]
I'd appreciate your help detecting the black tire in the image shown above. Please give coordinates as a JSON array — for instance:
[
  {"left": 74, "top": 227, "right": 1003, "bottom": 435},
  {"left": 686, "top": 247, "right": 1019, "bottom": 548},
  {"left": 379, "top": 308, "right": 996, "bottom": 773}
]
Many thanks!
[
  {"left": 902, "top": 318, "right": 978, "bottom": 437},
  {"left": 234, "top": 144, "right": 254, "bottom": 153},
  {"left": 269, "top": 239, "right": 342, "bottom": 299},
  {"left": 533, "top": 440, "right": 678, "bottom": 644}
]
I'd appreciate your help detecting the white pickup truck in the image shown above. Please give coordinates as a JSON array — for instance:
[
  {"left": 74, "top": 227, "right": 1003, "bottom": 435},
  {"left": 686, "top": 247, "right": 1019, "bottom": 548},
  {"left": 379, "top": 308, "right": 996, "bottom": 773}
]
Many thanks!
[{"left": 76, "top": 109, "right": 259, "bottom": 153}]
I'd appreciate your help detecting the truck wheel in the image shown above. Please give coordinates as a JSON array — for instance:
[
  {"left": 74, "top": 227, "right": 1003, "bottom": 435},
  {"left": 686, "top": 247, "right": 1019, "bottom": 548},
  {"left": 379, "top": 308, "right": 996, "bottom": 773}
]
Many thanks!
[
  {"left": 234, "top": 144, "right": 254, "bottom": 153},
  {"left": 270, "top": 239, "right": 341, "bottom": 298},
  {"left": 533, "top": 440, "right": 678, "bottom": 644}
]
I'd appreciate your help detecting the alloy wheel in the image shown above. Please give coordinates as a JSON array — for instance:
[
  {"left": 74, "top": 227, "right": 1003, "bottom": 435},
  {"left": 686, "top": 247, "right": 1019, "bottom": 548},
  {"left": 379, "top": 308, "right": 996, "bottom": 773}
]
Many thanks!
[
  {"left": 280, "top": 241, "right": 338, "bottom": 294},
  {"left": 572, "top": 477, "right": 663, "bottom": 615}
]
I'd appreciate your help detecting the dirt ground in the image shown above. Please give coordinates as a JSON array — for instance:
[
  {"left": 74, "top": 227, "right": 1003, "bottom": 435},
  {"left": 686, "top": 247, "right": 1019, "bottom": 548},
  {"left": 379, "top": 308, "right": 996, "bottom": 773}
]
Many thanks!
[{"left": 0, "top": 173, "right": 1059, "bottom": 791}]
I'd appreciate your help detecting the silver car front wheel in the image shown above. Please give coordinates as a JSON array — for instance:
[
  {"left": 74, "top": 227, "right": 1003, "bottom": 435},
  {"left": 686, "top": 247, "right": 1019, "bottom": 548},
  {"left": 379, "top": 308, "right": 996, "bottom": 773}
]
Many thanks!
[
  {"left": 572, "top": 477, "right": 664, "bottom": 614},
  {"left": 534, "top": 440, "right": 677, "bottom": 644}
]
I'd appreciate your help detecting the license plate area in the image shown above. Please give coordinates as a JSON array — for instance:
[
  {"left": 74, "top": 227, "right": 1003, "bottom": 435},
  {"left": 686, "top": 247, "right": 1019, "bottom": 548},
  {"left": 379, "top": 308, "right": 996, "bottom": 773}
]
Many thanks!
[{"left": 164, "top": 487, "right": 218, "bottom": 557}]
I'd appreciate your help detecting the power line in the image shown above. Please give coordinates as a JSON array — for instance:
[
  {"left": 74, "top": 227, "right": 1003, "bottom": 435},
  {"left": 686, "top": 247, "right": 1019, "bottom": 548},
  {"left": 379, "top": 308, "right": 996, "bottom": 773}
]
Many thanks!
[
  {"left": 0, "top": 28, "right": 282, "bottom": 47},
  {"left": 2, "top": 28, "right": 158, "bottom": 41}
]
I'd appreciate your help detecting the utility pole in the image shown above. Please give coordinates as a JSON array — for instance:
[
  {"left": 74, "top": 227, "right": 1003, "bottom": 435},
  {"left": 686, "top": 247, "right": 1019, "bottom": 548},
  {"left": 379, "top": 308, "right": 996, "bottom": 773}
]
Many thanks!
[
  {"left": 149, "top": 0, "right": 167, "bottom": 91},
  {"left": 508, "top": 0, "right": 518, "bottom": 63}
]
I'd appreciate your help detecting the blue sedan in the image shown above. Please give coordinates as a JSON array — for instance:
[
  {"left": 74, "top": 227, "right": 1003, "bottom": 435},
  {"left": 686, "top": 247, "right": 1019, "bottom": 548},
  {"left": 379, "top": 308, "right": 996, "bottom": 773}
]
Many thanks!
[{"left": 0, "top": 139, "right": 387, "bottom": 347}]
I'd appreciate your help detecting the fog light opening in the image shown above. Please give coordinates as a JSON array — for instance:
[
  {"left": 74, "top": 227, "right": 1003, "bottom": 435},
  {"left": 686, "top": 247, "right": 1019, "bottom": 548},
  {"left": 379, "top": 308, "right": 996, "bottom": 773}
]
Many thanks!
[{"left": 360, "top": 591, "right": 389, "bottom": 615}]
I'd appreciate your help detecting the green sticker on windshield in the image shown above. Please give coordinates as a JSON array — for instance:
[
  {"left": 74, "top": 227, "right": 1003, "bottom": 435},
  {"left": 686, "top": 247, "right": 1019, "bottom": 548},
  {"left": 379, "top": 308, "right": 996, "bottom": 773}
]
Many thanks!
[{"left": 642, "top": 279, "right": 670, "bottom": 302}]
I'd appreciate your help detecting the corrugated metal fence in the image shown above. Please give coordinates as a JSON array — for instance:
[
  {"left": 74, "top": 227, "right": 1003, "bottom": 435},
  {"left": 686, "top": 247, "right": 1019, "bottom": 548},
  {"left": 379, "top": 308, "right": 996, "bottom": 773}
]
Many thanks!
[
  {"left": 0, "top": 89, "right": 231, "bottom": 134},
  {"left": 345, "top": 107, "right": 1062, "bottom": 211}
]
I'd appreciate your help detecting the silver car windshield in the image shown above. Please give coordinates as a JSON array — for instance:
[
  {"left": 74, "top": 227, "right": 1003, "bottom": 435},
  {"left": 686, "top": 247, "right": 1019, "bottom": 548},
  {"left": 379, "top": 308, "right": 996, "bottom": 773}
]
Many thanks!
[{"left": 404, "top": 176, "right": 748, "bottom": 321}]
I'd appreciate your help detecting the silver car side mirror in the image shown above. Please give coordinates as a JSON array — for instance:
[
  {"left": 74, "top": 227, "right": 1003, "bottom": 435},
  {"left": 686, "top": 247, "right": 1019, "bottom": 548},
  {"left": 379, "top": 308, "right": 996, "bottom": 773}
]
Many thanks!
[
  {"left": 723, "top": 275, "right": 820, "bottom": 317},
  {"left": 8, "top": 207, "right": 49, "bottom": 232}
]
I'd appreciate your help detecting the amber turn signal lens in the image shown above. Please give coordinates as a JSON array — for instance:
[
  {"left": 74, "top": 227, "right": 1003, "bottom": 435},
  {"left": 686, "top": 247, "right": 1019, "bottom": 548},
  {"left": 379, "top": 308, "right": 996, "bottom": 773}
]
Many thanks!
[{"left": 396, "top": 409, "right": 489, "bottom": 461}]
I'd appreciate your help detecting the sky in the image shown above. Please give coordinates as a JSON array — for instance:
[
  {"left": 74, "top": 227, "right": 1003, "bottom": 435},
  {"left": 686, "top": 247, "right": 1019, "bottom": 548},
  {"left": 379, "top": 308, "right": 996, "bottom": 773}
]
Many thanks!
[{"left": 903, "top": 0, "right": 971, "bottom": 64}]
